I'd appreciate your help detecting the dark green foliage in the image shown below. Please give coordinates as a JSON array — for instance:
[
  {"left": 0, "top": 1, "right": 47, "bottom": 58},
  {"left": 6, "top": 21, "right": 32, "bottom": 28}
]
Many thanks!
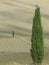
[{"left": 30, "top": 6, "right": 44, "bottom": 64}]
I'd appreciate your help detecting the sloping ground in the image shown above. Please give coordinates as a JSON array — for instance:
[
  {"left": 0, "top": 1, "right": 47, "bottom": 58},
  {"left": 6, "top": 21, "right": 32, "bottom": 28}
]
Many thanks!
[
  {"left": 0, "top": 52, "right": 49, "bottom": 65},
  {"left": 0, "top": 38, "right": 31, "bottom": 52},
  {"left": 0, "top": 38, "right": 48, "bottom": 65},
  {"left": 0, "top": 53, "right": 32, "bottom": 65}
]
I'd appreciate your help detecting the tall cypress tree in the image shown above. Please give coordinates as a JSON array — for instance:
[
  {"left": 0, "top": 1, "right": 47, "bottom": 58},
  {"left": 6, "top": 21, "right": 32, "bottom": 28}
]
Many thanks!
[{"left": 30, "top": 6, "right": 44, "bottom": 65}]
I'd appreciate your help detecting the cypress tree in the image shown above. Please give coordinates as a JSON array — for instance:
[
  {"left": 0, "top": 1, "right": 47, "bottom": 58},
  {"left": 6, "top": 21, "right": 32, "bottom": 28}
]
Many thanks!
[
  {"left": 12, "top": 31, "right": 14, "bottom": 37},
  {"left": 30, "top": 6, "right": 44, "bottom": 65}
]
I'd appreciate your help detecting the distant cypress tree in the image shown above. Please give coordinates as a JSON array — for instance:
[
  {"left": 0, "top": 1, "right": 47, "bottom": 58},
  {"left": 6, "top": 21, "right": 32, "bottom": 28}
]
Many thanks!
[
  {"left": 12, "top": 31, "right": 14, "bottom": 37},
  {"left": 30, "top": 6, "right": 44, "bottom": 65}
]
